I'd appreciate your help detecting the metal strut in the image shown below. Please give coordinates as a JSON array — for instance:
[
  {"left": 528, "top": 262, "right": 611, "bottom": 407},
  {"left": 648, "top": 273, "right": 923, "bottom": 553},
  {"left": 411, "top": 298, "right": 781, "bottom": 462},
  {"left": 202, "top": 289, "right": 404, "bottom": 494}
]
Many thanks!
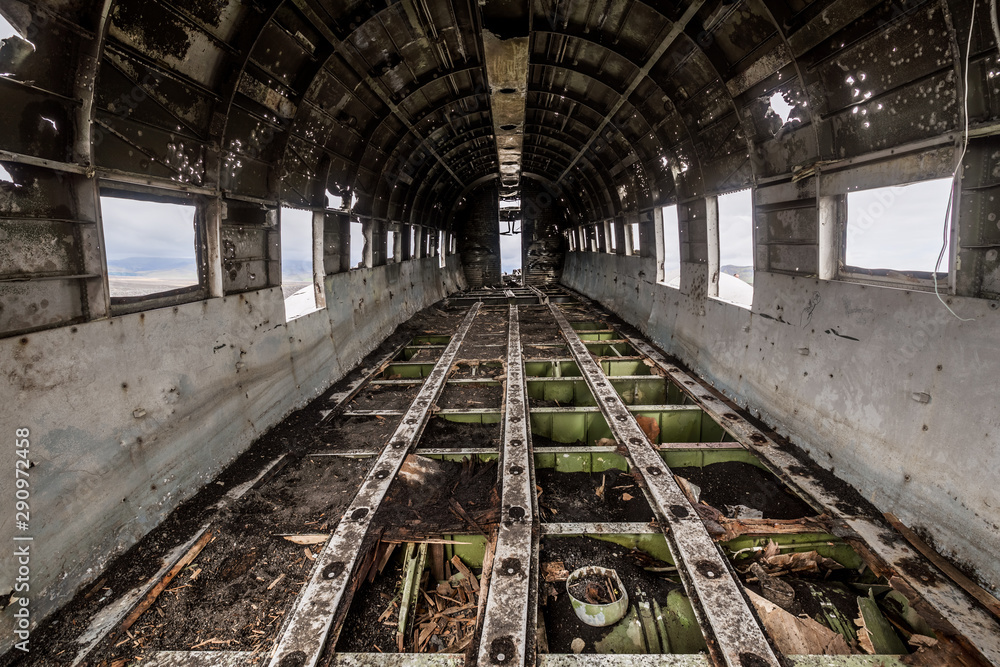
[
  {"left": 476, "top": 305, "right": 537, "bottom": 666},
  {"left": 268, "top": 303, "right": 483, "bottom": 667}
]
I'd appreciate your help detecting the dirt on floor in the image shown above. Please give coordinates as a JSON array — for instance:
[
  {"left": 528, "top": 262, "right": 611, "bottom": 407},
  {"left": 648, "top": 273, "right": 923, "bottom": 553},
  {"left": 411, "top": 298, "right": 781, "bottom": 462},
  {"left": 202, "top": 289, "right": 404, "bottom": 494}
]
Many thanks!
[
  {"left": 530, "top": 433, "right": 588, "bottom": 448},
  {"left": 523, "top": 344, "right": 567, "bottom": 358},
  {"left": 421, "top": 418, "right": 501, "bottom": 450},
  {"left": 4, "top": 300, "right": 469, "bottom": 667},
  {"left": 670, "top": 461, "right": 816, "bottom": 520},
  {"left": 335, "top": 559, "right": 407, "bottom": 653},
  {"left": 348, "top": 385, "right": 421, "bottom": 411},
  {"left": 536, "top": 468, "right": 655, "bottom": 523},
  {"left": 437, "top": 382, "right": 503, "bottom": 410},
  {"left": 449, "top": 362, "right": 505, "bottom": 379},
  {"left": 406, "top": 348, "right": 444, "bottom": 363},
  {"left": 318, "top": 415, "right": 404, "bottom": 451},
  {"left": 110, "top": 456, "right": 375, "bottom": 660},
  {"left": 375, "top": 456, "right": 500, "bottom": 534},
  {"left": 538, "top": 536, "right": 685, "bottom": 654}
]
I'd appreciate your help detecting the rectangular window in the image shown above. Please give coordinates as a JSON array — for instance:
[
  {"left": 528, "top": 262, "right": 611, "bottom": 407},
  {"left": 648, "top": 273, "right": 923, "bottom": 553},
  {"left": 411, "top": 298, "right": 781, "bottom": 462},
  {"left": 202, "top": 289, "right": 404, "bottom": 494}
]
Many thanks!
[
  {"left": 660, "top": 205, "right": 680, "bottom": 287},
  {"left": 716, "top": 189, "right": 755, "bottom": 307},
  {"left": 101, "top": 193, "right": 201, "bottom": 305},
  {"left": 844, "top": 178, "right": 953, "bottom": 279},
  {"left": 438, "top": 232, "right": 446, "bottom": 268},
  {"left": 350, "top": 220, "right": 364, "bottom": 269},
  {"left": 387, "top": 230, "right": 397, "bottom": 262},
  {"left": 280, "top": 208, "right": 319, "bottom": 321},
  {"left": 628, "top": 222, "right": 640, "bottom": 255},
  {"left": 606, "top": 221, "right": 617, "bottom": 253}
]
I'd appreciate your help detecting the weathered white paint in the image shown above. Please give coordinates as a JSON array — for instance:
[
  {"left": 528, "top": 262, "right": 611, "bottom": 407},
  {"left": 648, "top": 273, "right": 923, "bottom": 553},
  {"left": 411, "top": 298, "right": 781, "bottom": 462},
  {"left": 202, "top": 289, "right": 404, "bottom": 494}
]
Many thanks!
[
  {"left": 563, "top": 251, "right": 1000, "bottom": 593},
  {"left": 0, "top": 257, "right": 465, "bottom": 653}
]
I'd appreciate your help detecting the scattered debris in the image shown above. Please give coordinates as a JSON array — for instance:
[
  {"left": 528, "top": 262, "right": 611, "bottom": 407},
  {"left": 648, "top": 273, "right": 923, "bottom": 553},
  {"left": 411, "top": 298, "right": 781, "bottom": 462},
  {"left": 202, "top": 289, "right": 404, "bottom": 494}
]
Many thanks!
[
  {"left": 635, "top": 415, "right": 660, "bottom": 444},
  {"left": 747, "top": 589, "right": 851, "bottom": 655},
  {"left": 542, "top": 561, "right": 570, "bottom": 583},
  {"left": 570, "top": 637, "right": 585, "bottom": 653},
  {"left": 281, "top": 534, "right": 329, "bottom": 545}
]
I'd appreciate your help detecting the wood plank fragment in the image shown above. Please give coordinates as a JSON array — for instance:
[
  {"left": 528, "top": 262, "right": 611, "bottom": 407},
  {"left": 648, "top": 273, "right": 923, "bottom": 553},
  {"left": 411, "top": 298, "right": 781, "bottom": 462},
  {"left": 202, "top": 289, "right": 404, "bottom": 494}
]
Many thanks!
[{"left": 120, "top": 530, "right": 213, "bottom": 633}]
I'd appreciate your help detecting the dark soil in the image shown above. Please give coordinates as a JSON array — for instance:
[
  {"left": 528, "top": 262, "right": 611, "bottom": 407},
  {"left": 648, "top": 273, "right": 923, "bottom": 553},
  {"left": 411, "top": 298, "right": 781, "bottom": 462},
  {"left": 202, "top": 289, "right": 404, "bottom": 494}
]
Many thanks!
[
  {"left": 529, "top": 397, "right": 564, "bottom": 408},
  {"left": 523, "top": 344, "right": 567, "bottom": 359},
  {"left": 449, "top": 362, "right": 505, "bottom": 379},
  {"left": 536, "top": 469, "right": 655, "bottom": 523},
  {"left": 438, "top": 382, "right": 503, "bottom": 409},
  {"left": 319, "top": 415, "right": 403, "bottom": 452},
  {"left": 3, "top": 300, "right": 466, "bottom": 667},
  {"left": 539, "top": 536, "right": 685, "bottom": 654},
  {"left": 375, "top": 456, "right": 500, "bottom": 533},
  {"left": 670, "top": 461, "right": 816, "bottom": 520},
  {"left": 348, "top": 385, "right": 421, "bottom": 411},
  {"left": 406, "top": 348, "right": 444, "bottom": 363},
  {"left": 530, "top": 433, "right": 588, "bottom": 448},
  {"left": 456, "top": 342, "right": 507, "bottom": 361},
  {"left": 335, "top": 559, "right": 406, "bottom": 652},
  {"left": 421, "top": 418, "right": 501, "bottom": 450},
  {"left": 568, "top": 576, "right": 622, "bottom": 605},
  {"left": 119, "top": 455, "right": 374, "bottom": 656}
]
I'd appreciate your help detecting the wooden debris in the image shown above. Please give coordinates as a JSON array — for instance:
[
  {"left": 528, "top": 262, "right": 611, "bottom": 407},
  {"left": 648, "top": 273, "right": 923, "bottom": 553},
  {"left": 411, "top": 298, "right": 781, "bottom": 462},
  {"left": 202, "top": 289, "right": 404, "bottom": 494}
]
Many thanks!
[
  {"left": 856, "top": 593, "right": 908, "bottom": 655},
  {"left": 450, "top": 555, "right": 479, "bottom": 592},
  {"left": 542, "top": 561, "right": 570, "bottom": 583},
  {"left": 281, "top": 534, "right": 329, "bottom": 545},
  {"left": 635, "top": 415, "right": 660, "bottom": 444},
  {"left": 267, "top": 573, "right": 285, "bottom": 591},
  {"left": 399, "top": 455, "right": 449, "bottom": 486},
  {"left": 120, "top": 530, "right": 213, "bottom": 634},
  {"left": 747, "top": 589, "right": 851, "bottom": 655}
]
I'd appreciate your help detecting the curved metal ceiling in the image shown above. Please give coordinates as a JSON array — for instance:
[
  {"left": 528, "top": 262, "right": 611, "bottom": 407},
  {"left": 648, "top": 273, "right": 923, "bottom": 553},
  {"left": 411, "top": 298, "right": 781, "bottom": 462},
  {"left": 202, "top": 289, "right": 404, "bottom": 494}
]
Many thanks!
[{"left": 0, "top": 0, "right": 992, "bottom": 230}]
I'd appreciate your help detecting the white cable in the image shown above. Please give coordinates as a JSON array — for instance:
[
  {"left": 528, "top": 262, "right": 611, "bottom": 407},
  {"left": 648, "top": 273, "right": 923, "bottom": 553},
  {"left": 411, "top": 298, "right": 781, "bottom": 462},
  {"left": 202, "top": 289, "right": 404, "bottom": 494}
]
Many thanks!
[{"left": 933, "top": 0, "right": 977, "bottom": 322}]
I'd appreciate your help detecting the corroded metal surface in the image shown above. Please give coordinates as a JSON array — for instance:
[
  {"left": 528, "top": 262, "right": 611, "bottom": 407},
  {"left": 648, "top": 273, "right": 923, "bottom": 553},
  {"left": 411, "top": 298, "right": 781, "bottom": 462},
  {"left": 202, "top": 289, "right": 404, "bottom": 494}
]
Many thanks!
[{"left": 477, "top": 305, "right": 535, "bottom": 666}]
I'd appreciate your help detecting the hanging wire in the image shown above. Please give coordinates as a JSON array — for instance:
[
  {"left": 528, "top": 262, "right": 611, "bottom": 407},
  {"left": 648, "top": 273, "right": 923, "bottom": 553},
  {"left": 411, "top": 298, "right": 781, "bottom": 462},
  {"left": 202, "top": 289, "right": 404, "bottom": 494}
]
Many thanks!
[{"left": 932, "top": 0, "right": 979, "bottom": 322}]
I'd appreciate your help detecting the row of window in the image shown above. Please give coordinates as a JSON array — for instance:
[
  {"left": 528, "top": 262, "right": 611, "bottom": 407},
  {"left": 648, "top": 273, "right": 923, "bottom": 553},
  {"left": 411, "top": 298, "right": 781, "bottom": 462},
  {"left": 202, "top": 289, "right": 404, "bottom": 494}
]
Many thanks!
[
  {"left": 565, "top": 178, "right": 955, "bottom": 308},
  {"left": 99, "top": 192, "right": 454, "bottom": 323}
]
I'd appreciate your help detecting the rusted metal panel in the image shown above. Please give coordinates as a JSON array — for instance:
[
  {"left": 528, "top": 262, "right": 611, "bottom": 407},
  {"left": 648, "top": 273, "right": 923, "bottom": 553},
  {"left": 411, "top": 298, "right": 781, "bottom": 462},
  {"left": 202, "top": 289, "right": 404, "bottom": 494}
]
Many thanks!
[
  {"left": 477, "top": 305, "right": 535, "bottom": 667},
  {"left": 548, "top": 303, "right": 780, "bottom": 667},
  {"left": 267, "top": 303, "right": 482, "bottom": 667}
]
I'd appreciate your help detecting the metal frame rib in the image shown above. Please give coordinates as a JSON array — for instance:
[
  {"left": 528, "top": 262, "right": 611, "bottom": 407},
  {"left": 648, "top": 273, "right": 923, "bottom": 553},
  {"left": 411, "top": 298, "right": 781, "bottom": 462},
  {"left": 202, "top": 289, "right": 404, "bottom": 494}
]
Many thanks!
[
  {"left": 476, "top": 305, "right": 537, "bottom": 666},
  {"left": 268, "top": 303, "right": 483, "bottom": 667},
  {"left": 547, "top": 302, "right": 780, "bottom": 667}
]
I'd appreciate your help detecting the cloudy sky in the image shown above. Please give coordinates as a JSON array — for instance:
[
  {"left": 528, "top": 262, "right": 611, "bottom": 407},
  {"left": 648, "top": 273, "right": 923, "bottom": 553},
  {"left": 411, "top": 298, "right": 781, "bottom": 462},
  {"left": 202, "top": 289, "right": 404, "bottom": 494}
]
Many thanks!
[
  {"left": 500, "top": 231, "right": 522, "bottom": 274},
  {"left": 101, "top": 196, "right": 197, "bottom": 261}
]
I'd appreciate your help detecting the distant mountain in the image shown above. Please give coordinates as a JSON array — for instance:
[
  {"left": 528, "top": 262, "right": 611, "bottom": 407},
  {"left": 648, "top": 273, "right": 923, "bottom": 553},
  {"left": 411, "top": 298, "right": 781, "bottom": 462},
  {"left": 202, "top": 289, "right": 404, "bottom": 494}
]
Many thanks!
[
  {"left": 107, "top": 257, "right": 196, "bottom": 278},
  {"left": 281, "top": 259, "right": 313, "bottom": 282},
  {"left": 721, "top": 264, "right": 754, "bottom": 286},
  {"left": 106, "top": 256, "right": 315, "bottom": 282}
]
